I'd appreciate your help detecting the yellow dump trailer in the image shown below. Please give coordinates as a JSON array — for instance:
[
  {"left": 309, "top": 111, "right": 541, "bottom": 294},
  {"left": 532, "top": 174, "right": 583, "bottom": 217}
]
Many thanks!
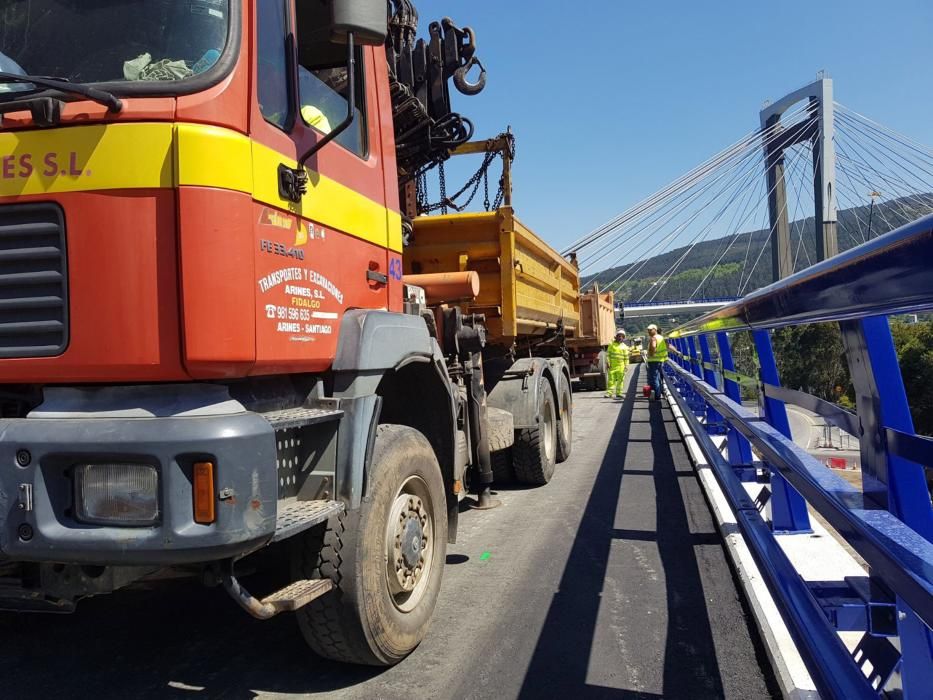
[
  {"left": 567, "top": 288, "right": 615, "bottom": 391},
  {"left": 402, "top": 134, "right": 577, "bottom": 487},
  {"left": 406, "top": 206, "right": 580, "bottom": 347},
  {"left": 576, "top": 289, "right": 615, "bottom": 346}
]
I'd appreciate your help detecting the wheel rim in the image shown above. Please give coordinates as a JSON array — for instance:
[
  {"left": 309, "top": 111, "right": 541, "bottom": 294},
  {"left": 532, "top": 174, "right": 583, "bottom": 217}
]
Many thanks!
[
  {"left": 385, "top": 474, "right": 435, "bottom": 613},
  {"left": 543, "top": 394, "right": 556, "bottom": 463}
]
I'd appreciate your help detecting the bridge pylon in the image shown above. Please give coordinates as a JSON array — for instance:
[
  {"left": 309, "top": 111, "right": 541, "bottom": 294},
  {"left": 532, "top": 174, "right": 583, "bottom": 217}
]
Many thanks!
[{"left": 761, "top": 75, "right": 838, "bottom": 280}]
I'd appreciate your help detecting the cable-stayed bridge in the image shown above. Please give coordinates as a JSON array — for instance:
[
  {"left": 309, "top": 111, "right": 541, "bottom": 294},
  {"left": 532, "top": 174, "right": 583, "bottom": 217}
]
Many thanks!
[{"left": 567, "top": 76, "right": 933, "bottom": 315}]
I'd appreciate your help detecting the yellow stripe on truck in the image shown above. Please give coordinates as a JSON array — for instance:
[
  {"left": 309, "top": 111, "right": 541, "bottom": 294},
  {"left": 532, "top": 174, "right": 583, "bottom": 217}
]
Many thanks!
[
  {"left": 175, "top": 122, "right": 254, "bottom": 194},
  {"left": 0, "top": 123, "right": 174, "bottom": 195},
  {"left": 247, "top": 139, "right": 402, "bottom": 252},
  {"left": 0, "top": 121, "right": 401, "bottom": 252}
]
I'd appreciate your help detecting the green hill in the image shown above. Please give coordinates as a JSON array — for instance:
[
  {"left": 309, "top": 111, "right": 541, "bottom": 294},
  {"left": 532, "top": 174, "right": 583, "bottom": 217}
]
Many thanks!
[{"left": 584, "top": 196, "right": 933, "bottom": 302}]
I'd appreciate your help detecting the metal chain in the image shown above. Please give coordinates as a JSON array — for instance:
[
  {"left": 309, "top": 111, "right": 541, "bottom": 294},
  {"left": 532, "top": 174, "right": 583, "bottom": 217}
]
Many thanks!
[
  {"left": 483, "top": 167, "right": 490, "bottom": 211},
  {"left": 438, "top": 162, "right": 448, "bottom": 215},
  {"left": 417, "top": 131, "right": 517, "bottom": 215},
  {"left": 416, "top": 172, "right": 427, "bottom": 212}
]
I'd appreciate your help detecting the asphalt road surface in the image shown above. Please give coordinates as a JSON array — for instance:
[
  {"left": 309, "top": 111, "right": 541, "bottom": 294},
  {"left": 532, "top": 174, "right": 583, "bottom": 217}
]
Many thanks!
[
  {"left": 0, "top": 365, "right": 779, "bottom": 700},
  {"left": 786, "top": 406, "right": 815, "bottom": 449}
]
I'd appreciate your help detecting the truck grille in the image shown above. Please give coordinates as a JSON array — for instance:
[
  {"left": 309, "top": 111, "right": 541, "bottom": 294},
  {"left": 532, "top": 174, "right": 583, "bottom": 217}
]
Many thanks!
[{"left": 0, "top": 204, "right": 68, "bottom": 358}]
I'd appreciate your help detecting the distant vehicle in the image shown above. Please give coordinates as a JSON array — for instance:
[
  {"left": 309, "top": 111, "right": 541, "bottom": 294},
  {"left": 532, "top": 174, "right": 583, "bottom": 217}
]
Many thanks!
[
  {"left": 569, "top": 288, "right": 616, "bottom": 392},
  {"left": 630, "top": 337, "right": 645, "bottom": 363}
]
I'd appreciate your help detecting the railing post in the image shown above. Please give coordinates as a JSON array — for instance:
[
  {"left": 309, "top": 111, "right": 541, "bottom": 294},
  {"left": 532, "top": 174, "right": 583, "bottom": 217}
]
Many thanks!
[
  {"left": 687, "top": 337, "right": 702, "bottom": 378},
  {"left": 698, "top": 334, "right": 727, "bottom": 435},
  {"left": 840, "top": 316, "right": 933, "bottom": 697},
  {"left": 716, "top": 331, "right": 755, "bottom": 478},
  {"left": 672, "top": 339, "right": 689, "bottom": 393},
  {"left": 674, "top": 338, "right": 686, "bottom": 369},
  {"left": 686, "top": 336, "right": 705, "bottom": 417},
  {"left": 752, "top": 329, "right": 812, "bottom": 534}
]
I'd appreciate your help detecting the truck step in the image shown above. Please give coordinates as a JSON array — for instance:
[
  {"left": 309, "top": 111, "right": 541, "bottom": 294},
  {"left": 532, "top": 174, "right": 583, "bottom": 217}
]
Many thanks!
[
  {"left": 223, "top": 573, "right": 334, "bottom": 620},
  {"left": 259, "top": 578, "right": 333, "bottom": 614},
  {"left": 263, "top": 406, "right": 343, "bottom": 431},
  {"left": 273, "top": 499, "right": 344, "bottom": 542}
]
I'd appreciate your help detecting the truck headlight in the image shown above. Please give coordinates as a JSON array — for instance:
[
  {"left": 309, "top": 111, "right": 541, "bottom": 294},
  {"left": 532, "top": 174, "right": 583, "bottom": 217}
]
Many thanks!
[{"left": 75, "top": 464, "right": 159, "bottom": 526}]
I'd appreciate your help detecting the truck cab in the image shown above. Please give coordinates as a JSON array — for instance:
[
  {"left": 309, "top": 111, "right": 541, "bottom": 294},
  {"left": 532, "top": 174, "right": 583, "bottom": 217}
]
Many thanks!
[{"left": 0, "top": 0, "right": 402, "bottom": 384}]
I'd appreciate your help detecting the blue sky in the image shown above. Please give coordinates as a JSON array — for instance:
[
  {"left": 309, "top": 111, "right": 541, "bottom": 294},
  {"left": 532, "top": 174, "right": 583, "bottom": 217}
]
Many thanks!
[{"left": 414, "top": 0, "right": 933, "bottom": 255}]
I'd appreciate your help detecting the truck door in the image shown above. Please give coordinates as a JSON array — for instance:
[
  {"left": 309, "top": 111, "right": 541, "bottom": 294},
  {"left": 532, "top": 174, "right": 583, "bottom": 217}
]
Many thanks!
[{"left": 250, "top": 0, "right": 393, "bottom": 373}]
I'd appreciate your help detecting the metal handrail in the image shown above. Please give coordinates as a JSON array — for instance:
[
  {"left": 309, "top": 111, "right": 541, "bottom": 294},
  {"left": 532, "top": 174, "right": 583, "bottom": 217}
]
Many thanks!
[
  {"left": 658, "top": 213, "right": 933, "bottom": 698},
  {"left": 669, "top": 213, "right": 933, "bottom": 337},
  {"left": 669, "top": 363, "right": 933, "bottom": 627}
]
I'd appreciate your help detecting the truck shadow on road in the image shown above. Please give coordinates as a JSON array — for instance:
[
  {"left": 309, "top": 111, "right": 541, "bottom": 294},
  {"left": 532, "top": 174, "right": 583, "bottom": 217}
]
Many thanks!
[
  {"left": 515, "top": 365, "right": 768, "bottom": 700},
  {"left": 0, "top": 572, "right": 389, "bottom": 699}
]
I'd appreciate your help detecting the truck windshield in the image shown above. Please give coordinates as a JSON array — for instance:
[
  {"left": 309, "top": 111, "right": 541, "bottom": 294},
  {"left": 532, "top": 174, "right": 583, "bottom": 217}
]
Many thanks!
[{"left": 0, "top": 0, "right": 230, "bottom": 93}]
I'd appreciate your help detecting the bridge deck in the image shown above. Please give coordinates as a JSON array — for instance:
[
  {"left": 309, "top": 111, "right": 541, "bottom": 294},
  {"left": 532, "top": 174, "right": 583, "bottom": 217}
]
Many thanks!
[{"left": 0, "top": 365, "right": 778, "bottom": 699}]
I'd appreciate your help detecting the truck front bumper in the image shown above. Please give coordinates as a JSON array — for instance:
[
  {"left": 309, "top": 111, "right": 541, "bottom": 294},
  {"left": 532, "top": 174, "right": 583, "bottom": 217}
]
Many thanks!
[{"left": 0, "top": 385, "right": 278, "bottom": 566}]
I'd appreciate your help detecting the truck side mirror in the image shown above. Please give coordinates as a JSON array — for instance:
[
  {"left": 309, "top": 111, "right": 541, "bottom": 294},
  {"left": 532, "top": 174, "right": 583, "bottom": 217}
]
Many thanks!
[{"left": 323, "top": 0, "right": 388, "bottom": 46}]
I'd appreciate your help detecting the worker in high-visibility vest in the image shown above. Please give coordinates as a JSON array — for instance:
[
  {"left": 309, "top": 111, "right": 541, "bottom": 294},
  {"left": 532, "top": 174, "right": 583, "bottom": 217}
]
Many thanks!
[
  {"left": 605, "top": 329, "right": 630, "bottom": 399},
  {"left": 646, "top": 323, "right": 668, "bottom": 400}
]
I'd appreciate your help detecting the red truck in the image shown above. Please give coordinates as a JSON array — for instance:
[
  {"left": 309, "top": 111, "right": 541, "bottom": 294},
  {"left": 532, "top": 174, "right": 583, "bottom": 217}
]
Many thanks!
[{"left": 0, "top": 0, "right": 573, "bottom": 666}]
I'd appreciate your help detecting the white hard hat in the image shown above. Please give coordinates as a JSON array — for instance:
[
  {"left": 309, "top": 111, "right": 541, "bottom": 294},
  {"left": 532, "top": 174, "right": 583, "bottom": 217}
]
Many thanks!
[
  {"left": 616, "top": 328, "right": 625, "bottom": 336},
  {"left": 647, "top": 324, "right": 658, "bottom": 331}
]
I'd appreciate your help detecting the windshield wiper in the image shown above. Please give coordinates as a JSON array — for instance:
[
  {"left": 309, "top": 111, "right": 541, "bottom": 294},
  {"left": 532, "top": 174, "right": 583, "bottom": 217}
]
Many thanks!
[{"left": 0, "top": 72, "right": 122, "bottom": 112}]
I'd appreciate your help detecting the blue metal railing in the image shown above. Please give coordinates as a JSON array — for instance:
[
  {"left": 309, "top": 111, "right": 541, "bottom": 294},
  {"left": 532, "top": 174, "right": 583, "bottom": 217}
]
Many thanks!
[{"left": 664, "top": 213, "right": 933, "bottom": 699}]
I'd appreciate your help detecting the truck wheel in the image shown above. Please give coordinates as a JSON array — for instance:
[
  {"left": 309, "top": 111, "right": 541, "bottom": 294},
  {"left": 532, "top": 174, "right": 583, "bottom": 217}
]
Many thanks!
[
  {"left": 491, "top": 447, "right": 515, "bottom": 483},
  {"left": 512, "top": 377, "right": 558, "bottom": 485},
  {"left": 486, "top": 407, "right": 514, "bottom": 452},
  {"left": 556, "top": 381, "right": 573, "bottom": 463},
  {"left": 487, "top": 407, "right": 516, "bottom": 483},
  {"left": 595, "top": 352, "right": 608, "bottom": 392},
  {"left": 294, "top": 424, "right": 448, "bottom": 666}
]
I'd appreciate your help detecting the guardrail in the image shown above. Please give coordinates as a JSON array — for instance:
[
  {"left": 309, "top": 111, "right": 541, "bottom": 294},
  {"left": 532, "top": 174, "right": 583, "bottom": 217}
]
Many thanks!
[{"left": 664, "top": 214, "right": 933, "bottom": 699}]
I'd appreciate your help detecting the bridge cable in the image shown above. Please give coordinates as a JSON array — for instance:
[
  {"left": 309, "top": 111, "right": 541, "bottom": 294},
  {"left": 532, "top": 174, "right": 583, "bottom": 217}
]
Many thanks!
[
  {"left": 574, "top": 129, "right": 777, "bottom": 271},
  {"left": 738, "top": 143, "right": 813, "bottom": 295},
  {"left": 598, "top": 147, "right": 768, "bottom": 293},
  {"left": 564, "top": 102, "right": 812, "bottom": 257},
  {"left": 691, "top": 166, "right": 775, "bottom": 299},
  {"left": 790, "top": 139, "right": 818, "bottom": 269},
  {"left": 834, "top": 112, "right": 933, "bottom": 213},
  {"left": 643, "top": 159, "right": 767, "bottom": 302},
  {"left": 585, "top": 141, "right": 769, "bottom": 283},
  {"left": 734, "top": 140, "right": 812, "bottom": 294},
  {"left": 584, "top": 114, "right": 812, "bottom": 286}
]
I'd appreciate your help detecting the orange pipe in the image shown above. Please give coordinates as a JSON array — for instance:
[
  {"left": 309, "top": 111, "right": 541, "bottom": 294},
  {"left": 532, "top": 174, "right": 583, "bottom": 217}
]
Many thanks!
[{"left": 403, "top": 271, "right": 480, "bottom": 304}]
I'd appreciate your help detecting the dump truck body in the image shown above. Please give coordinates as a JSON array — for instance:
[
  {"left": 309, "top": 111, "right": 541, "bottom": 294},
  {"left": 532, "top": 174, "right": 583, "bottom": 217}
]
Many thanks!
[
  {"left": 406, "top": 206, "right": 580, "bottom": 347},
  {"left": 567, "top": 289, "right": 615, "bottom": 390},
  {"left": 406, "top": 202, "right": 576, "bottom": 483}
]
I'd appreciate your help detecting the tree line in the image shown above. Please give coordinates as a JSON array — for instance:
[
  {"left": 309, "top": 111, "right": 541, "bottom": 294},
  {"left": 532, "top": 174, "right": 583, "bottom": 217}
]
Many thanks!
[{"left": 728, "top": 319, "right": 933, "bottom": 436}]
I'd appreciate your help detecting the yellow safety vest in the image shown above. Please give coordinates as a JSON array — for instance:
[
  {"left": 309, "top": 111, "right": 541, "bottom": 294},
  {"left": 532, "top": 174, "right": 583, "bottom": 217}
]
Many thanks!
[
  {"left": 301, "top": 104, "right": 333, "bottom": 134},
  {"left": 607, "top": 341, "right": 630, "bottom": 369},
  {"left": 647, "top": 335, "right": 668, "bottom": 363}
]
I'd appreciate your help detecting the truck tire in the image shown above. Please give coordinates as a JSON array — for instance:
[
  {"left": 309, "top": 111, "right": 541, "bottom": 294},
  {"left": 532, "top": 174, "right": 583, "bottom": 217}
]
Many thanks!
[
  {"left": 595, "top": 351, "right": 608, "bottom": 392},
  {"left": 294, "top": 424, "right": 448, "bottom": 666},
  {"left": 491, "top": 447, "right": 515, "bottom": 483},
  {"left": 486, "top": 407, "right": 514, "bottom": 452},
  {"left": 487, "top": 407, "right": 516, "bottom": 483},
  {"left": 556, "top": 381, "right": 573, "bottom": 462},
  {"left": 512, "top": 377, "right": 558, "bottom": 485}
]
